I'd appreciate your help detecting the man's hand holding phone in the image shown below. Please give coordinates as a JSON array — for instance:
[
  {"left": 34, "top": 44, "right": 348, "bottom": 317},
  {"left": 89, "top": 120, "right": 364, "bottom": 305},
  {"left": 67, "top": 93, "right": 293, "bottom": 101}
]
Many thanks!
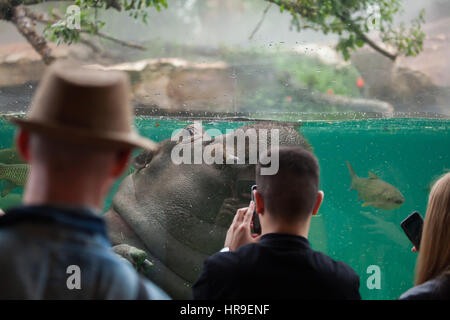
[{"left": 224, "top": 201, "right": 261, "bottom": 251}]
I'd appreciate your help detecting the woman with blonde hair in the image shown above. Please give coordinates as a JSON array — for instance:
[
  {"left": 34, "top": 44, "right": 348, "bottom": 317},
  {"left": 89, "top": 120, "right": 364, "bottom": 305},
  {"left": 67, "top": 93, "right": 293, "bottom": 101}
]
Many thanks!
[{"left": 400, "top": 172, "right": 450, "bottom": 299}]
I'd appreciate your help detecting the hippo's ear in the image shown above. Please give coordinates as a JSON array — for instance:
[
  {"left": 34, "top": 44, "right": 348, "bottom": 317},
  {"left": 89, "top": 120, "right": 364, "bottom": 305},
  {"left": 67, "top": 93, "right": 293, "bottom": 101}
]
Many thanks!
[
  {"left": 132, "top": 150, "right": 155, "bottom": 170},
  {"left": 173, "top": 122, "right": 207, "bottom": 145}
]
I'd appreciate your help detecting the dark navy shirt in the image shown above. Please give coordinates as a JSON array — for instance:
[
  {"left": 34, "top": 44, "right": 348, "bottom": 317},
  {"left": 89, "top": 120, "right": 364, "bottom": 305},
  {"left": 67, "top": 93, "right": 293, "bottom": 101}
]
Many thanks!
[
  {"left": 400, "top": 274, "right": 450, "bottom": 300},
  {"left": 0, "top": 205, "right": 169, "bottom": 300},
  {"left": 193, "top": 233, "right": 361, "bottom": 300}
]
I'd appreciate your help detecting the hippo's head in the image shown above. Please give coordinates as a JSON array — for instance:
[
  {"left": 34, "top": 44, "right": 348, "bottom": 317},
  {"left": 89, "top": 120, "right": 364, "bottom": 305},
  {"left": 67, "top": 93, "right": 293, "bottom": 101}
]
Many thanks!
[{"left": 105, "top": 122, "right": 311, "bottom": 298}]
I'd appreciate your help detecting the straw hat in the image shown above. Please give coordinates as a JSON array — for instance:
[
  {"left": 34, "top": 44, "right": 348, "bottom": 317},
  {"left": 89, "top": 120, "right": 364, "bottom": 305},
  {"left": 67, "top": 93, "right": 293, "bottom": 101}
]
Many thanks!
[{"left": 11, "top": 61, "right": 157, "bottom": 151}]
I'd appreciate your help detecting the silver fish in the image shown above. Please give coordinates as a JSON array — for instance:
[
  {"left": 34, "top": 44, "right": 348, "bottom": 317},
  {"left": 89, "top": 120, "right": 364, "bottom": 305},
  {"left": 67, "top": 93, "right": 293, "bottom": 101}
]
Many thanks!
[
  {"left": 0, "top": 148, "right": 24, "bottom": 165},
  {"left": 346, "top": 161, "right": 404, "bottom": 210},
  {"left": 0, "top": 163, "right": 29, "bottom": 197}
]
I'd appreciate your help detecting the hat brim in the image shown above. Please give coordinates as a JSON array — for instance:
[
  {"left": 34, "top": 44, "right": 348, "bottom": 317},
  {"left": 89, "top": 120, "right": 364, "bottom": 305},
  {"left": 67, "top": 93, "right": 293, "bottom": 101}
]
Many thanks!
[{"left": 10, "top": 117, "right": 158, "bottom": 151}]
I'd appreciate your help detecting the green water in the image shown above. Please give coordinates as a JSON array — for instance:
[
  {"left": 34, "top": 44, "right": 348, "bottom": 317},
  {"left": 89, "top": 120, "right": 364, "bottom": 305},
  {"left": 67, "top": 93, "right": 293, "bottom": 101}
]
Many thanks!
[{"left": 0, "top": 116, "right": 448, "bottom": 300}]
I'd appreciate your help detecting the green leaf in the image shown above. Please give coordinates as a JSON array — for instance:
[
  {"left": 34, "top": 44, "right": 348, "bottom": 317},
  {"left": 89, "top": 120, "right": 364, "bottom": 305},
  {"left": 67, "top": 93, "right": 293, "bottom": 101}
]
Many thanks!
[{"left": 355, "top": 38, "right": 365, "bottom": 48}]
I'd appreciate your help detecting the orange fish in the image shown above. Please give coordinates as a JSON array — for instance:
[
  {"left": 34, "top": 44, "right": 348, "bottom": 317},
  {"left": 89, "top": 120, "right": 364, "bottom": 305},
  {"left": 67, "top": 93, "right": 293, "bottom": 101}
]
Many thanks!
[{"left": 356, "top": 76, "right": 365, "bottom": 88}]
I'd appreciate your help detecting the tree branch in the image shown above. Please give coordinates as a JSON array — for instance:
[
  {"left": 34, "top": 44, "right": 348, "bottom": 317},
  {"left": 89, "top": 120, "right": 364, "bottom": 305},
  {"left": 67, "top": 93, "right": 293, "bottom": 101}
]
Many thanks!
[
  {"left": 1, "top": 0, "right": 70, "bottom": 20},
  {"left": 82, "top": 30, "right": 146, "bottom": 50},
  {"left": 78, "top": 36, "right": 104, "bottom": 53},
  {"left": 28, "top": 8, "right": 146, "bottom": 51},
  {"left": 265, "top": 0, "right": 314, "bottom": 17},
  {"left": 0, "top": 0, "right": 143, "bottom": 64},
  {"left": 265, "top": 0, "right": 398, "bottom": 61},
  {"left": 249, "top": 3, "right": 272, "bottom": 40},
  {"left": 11, "top": 5, "right": 55, "bottom": 64},
  {"left": 335, "top": 12, "right": 398, "bottom": 61},
  {"left": 25, "top": 8, "right": 106, "bottom": 54}
]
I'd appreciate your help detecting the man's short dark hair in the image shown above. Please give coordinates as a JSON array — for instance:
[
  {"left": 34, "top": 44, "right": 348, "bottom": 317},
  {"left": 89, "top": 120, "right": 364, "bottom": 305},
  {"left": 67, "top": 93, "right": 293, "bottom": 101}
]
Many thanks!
[{"left": 256, "top": 146, "right": 320, "bottom": 222}]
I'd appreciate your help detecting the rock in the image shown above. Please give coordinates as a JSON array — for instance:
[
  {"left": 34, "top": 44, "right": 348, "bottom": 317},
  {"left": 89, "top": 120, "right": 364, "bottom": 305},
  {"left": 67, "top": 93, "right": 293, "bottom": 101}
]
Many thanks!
[
  {"left": 88, "top": 58, "right": 235, "bottom": 112},
  {"left": 397, "top": 17, "right": 450, "bottom": 87},
  {"left": 90, "top": 57, "right": 395, "bottom": 114},
  {"left": 351, "top": 49, "right": 450, "bottom": 115},
  {"left": 0, "top": 42, "right": 69, "bottom": 87}
]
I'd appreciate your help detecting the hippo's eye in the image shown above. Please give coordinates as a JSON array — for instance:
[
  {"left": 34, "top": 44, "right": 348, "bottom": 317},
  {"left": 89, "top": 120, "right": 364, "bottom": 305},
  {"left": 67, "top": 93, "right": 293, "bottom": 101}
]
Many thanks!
[
  {"left": 174, "top": 124, "right": 205, "bottom": 145},
  {"left": 132, "top": 150, "right": 154, "bottom": 170}
]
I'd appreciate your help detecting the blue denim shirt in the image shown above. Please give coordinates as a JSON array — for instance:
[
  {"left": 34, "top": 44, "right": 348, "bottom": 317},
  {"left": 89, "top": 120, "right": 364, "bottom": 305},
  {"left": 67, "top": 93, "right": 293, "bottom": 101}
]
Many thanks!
[{"left": 0, "top": 205, "right": 170, "bottom": 300}]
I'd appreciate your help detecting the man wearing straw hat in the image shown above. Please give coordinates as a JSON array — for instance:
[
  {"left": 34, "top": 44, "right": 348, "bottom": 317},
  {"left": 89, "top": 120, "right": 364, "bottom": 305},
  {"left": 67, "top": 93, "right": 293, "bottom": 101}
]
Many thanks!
[{"left": 0, "top": 61, "right": 169, "bottom": 299}]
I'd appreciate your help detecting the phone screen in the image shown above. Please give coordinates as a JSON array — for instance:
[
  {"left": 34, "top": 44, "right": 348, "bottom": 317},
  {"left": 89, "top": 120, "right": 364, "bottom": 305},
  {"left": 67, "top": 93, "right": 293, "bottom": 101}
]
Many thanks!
[
  {"left": 251, "top": 185, "right": 262, "bottom": 234},
  {"left": 401, "top": 212, "right": 424, "bottom": 250}
]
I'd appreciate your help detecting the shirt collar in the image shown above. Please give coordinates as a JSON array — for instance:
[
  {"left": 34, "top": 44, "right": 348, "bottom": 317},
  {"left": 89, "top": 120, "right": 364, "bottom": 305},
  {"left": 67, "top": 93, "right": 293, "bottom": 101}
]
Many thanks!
[
  {"left": 0, "top": 205, "right": 109, "bottom": 241},
  {"left": 259, "top": 232, "right": 311, "bottom": 249}
]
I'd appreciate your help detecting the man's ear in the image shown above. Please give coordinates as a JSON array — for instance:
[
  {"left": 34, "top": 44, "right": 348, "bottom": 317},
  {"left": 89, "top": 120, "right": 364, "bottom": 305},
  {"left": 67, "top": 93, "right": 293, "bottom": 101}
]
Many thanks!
[
  {"left": 111, "top": 149, "right": 132, "bottom": 178},
  {"left": 312, "top": 190, "right": 324, "bottom": 216},
  {"left": 16, "top": 129, "right": 31, "bottom": 162},
  {"left": 254, "top": 190, "right": 265, "bottom": 215}
]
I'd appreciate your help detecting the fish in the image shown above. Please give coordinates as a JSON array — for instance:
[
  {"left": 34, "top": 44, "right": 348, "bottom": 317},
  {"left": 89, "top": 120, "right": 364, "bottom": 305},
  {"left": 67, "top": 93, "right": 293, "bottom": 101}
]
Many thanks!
[
  {"left": 346, "top": 161, "right": 404, "bottom": 210},
  {"left": 0, "top": 148, "right": 25, "bottom": 165},
  {"left": 0, "top": 163, "right": 29, "bottom": 197}
]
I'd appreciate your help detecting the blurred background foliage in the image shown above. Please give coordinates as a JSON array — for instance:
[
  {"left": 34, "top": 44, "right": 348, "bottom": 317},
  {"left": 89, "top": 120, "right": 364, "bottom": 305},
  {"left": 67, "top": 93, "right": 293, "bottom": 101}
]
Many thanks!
[
  {"left": 37, "top": 0, "right": 425, "bottom": 61},
  {"left": 2, "top": 0, "right": 449, "bottom": 115}
]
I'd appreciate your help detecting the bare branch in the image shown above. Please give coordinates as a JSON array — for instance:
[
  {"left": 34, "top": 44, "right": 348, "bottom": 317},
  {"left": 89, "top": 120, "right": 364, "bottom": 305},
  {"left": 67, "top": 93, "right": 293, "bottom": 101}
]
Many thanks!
[
  {"left": 11, "top": 5, "right": 55, "bottom": 64},
  {"left": 354, "top": 29, "right": 398, "bottom": 61},
  {"left": 335, "top": 12, "right": 398, "bottom": 61},
  {"left": 249, "top": 3, "right": 272, "bottom": 40},
  {"left": 78, "top": 36, "right": 104, "bottom": 53},
  {"left": 82, "top": 30, "right": 146, "bottom": 50}
]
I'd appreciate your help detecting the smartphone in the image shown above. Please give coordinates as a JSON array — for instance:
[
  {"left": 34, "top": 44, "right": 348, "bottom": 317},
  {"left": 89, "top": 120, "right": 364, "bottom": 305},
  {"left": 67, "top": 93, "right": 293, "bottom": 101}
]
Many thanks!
[
  {"left": 401, "top": 211, "right": 424, "bottom": 250},
  {"left": 251, "top": 185, "right": 262, "bottom": 235}
]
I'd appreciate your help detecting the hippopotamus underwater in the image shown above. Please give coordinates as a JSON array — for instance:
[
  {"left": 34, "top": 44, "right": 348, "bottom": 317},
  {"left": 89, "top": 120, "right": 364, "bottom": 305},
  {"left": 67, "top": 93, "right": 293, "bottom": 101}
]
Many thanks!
[{"left": 104, "top": 122, "right": 312, "bottom": 298}]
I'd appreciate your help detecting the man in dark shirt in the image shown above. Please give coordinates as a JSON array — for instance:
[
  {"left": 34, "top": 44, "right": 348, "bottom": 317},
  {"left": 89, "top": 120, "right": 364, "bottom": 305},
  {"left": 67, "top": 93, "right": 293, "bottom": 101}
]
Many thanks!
[
  {"left": 0, "top": 61, "right": 168, "bottom": 299},
  {"left": 193, "top": 146, "right": 361, "bottom": 299}
]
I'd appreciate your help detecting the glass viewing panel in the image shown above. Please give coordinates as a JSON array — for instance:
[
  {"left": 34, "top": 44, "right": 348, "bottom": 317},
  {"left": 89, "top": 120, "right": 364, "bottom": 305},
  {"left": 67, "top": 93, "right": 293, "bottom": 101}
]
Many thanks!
[{"left": 0, "top": 0, "right": 449, "bottom": 299}]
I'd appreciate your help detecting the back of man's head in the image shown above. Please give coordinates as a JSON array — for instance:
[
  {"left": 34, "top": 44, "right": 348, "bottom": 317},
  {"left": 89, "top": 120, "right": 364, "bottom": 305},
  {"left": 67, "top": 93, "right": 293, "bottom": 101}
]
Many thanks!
[
  {"left": 29, "top": 132, "right": 123, "bottom": 178},
  {"left": 16, "top": 130, "right": 131, "bottom": 208},
  {"left": 256, "top": 146, "right": 320, "bottom": 222}
]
